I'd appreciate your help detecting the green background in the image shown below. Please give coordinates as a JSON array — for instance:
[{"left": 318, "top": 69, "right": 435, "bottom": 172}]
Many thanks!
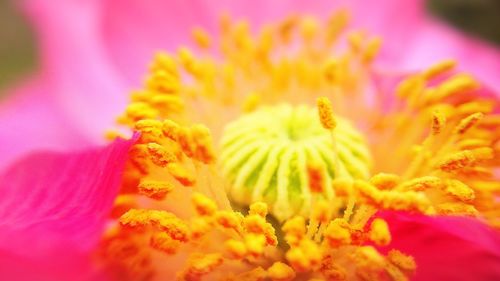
[{"left": 1, "top": 0, "right": 499, "bottom": 93}]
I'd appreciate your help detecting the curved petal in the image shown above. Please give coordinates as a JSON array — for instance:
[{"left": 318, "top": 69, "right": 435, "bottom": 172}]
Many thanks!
[
  {"left": 0, "top": 135, "right": 136, "bottom": 280},
  {"left": 0, "top": 77, "right": 92, "bottom": 170},
  {"left": 380, "top": 211, "right": 500, "bottom": 281}
]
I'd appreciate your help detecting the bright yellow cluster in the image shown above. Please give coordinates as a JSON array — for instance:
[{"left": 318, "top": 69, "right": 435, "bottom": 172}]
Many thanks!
[
  {"left": 99, "top": 10, "right": 499, "bottom": 281},
  {"left": 375, "top": 60, "right": 499, "bottom": 225}
]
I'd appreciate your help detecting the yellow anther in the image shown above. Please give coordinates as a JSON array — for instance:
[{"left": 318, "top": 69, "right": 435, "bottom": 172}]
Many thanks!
[
  {"left": 423, "top": 59, "right": 456, "bottom": 80},
  {"left": 138, "top": 180, "right": 173, "bottom": 200},
  {"left": 282, "top": 216, "right": 306, "bottom": 245},
  {"left": 326, "top": 9, "right": 350, "bottom": 44},
  {"left": 267, "top": 262, "right": 296, "bottom": 281},
  {"left": 396, "top": 75, "right": 425, "bottom": 99},
  {"left": 224, "top": 239, "right": 247, "bottom": 259},
  {"left": 300, "top": 16, "right": 319, "bottom": 42},
  {"left": 436, "top": 202, "right": 478, "bottom": 216},
  {"left": 120, "top": 209, "right": 189, "bottom": 242},
  {"left": 454, "top": 112, "right": 484, "bottom": 135},
  {"left": 355, "top": 180, "right": 383, "bottom": 205},
  {"left": 178, "top": 47, "right": 196, "bottom": 72},
  {"left": 323, "top": 58, "right": 340, "bottom": 83},
  {"left": 362, "top": 37, "right": 382, "bottom": 64},
  {"left": 216, "top": 211, "right": 243, "bottom": 232},
  {"left": 191, "top": 27, "right": 211, "bottom": 49},
  {"left": 433, "top": 74, "right": 479, "bottom": 102},
  {"left": 147, "top": 143, "right": 177, "bottom": 167},
  {"left": 317, "top": 97, "right": 336, "bottom": 129},
  {"left": 249, "top": 202, "right": 268, "bottom": 217},
  {"left": 444, "top": 179, "right": 475, "bottom": 202},
  {"left": 192, "top": 193, "right": 218, "bottom": 216},
  {"left": 123, "top": 102, "right": 159, "bottom": 123},
  {"left": 370, "top": 173, "right": 400, "bottom": 190},
  {"left": 167, "top": 163, "right": 196, "bottom": 186},
  {"left": 439, "top": 148, "right": 493, "bottom": 172},
  {"left": 150, "top": 232, "right": 180, "bottom": 254},
  {"left": 244, "top": 234, "right": 267, "bottom": 258},
  {"left": 150, "top": 94, "right": 184, "bottom": 113},
  {"left": 286, "top": 239, "right": 321, "bottom": 272},
  {"left": 388, "top": 250, "right": 416, "bottom": 275},
  {"left": 381, "top": 191, "right": 431, "bottom": 213},
  {"left": 190, "top": 124, "right": 217, "bottom": 164},
  {"left": 399, "top": 176, "right": 443, "bottom": 191},
  {"left": 456, "top": 101, "right": 494, "bottom": 116},
  {"left": 347, "top": 31, "right": 364, "bottom": 53},
  {"left": 150, "top": 52, "right": 178, "bottom": 77},
  {"left": 162, "top": 119, "right": 180, "bottom": 140},
  {"left": 146, "top": 70, "right": 180, "bottom": 94},
  {"left": 431, "top": 110, "right": 446, "bottom": 135},
  {"left": 324, "top": 219, "right": 351, "bottom": 247},
  {"left": 278, "top": 15, "right": 298, "bottom": 43},
  {"left": 244, "top": 214, "right": 278, "bottom": 246},
  {"left": 242, "top": 92, "right": 261, "bottom": 113},
  {"left": 180, "top": 253, "right": 224, "bottom": 281},
  {"left": 369, "top": 218, "right": 391, "bottom": 246},
  {"left": 458, "top": 138, "right": 491, "bottom": 150},
  {"left": 190, "top": 217, "right": 212, "bottom": 240}
]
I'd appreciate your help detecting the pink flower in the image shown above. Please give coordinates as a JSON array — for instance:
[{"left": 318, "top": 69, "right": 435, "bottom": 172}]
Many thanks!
[{"left": 0, "top": 1, "right": 499, "bottom": 280}]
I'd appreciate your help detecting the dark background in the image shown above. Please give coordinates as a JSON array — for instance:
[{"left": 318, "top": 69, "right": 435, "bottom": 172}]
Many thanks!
[{"left": 1, "top": 0, "right": 499, "bottom": 92}]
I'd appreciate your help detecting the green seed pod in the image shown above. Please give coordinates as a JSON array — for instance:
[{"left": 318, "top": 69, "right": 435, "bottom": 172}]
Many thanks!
[{"left": 220, "top": 104, "right": 371, "bottom": 221}]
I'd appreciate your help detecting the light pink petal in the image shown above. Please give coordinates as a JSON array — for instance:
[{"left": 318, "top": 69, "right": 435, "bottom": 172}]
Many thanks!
[
  {"left": 0, "top": 135, "right": 136, "bottom": 280},
  {"left": 0, "top": 77, "right": 92, "bottom": 170},
  {"left": 380, "top": 211, "right": 500, "bottom": 281},
  {"left": 21, "top": 0, "right": 130, "bottom": 140},
  {"left": 395, "top": 19, "right": 500, "bottom": 94}
]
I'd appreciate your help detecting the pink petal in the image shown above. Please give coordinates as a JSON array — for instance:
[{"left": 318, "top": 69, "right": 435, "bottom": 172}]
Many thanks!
[
  {"left": 0, "top": 135, "right": 136, "bottom": 280},
  {"left": 0, "top": 77, "right": 92, "bottom": 170},
  {"left": 21, "top": 0, "right": 130, "bottom": 140},
  {"left": 380, "top": 211, "right": 500, "bottom": 281},
  {"left": 395, "top": 19, "right": 500, "bottom": 95}
]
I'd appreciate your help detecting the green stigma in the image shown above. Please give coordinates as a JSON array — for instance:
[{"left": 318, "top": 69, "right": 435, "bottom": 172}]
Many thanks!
[{"left": 220, "top": 104, "right": 371, "bottom": 221}]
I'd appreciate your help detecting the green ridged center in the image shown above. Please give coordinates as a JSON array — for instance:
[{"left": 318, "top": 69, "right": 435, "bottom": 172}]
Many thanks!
[{"left": 220, "top": 104, "right": 371, "bottom": 221}]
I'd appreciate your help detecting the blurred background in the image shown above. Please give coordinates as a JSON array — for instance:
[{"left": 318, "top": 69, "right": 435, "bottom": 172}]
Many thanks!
[{"left": 1, "top": 0, "right": 500, "bottom": 93}]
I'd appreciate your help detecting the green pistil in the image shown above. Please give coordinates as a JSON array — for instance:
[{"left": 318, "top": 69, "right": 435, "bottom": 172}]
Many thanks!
[{"left": 220, "top": 104, "right": 372, "bottom": 221}]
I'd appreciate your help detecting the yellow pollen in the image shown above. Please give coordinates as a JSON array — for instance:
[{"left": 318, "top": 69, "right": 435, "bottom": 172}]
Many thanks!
[
  {"left": 138, "top": 180, "right": 174, "bottom": 200},
  {"left": 268, "top": 262, "right": 296, "bottom": 281},
  {"left": 317, "top": 97, "right": 337, "bottom": 130},
  {"left": 369, "top": 218, "right": 391, "bottom": 246}
]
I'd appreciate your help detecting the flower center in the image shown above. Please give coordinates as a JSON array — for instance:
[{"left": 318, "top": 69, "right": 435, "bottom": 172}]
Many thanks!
[
  {"left": 101, "top": 8, "right": 499, "bottom": 281},
  {"left": 221, "top": 104, "right": 371, "bottom": 221}
]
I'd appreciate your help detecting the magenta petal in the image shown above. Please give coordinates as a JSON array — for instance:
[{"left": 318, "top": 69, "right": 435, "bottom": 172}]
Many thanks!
[
  {"left": 380, "top": 211, "right": 500, "bottom": 281},
  {"left": 0, "top": 136, "right": 136, "bottom": 280}
]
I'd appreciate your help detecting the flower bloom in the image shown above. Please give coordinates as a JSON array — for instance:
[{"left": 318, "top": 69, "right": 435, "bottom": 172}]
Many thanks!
[{"left": 0, "top": 1, "right": 499, "bottom": 281}]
